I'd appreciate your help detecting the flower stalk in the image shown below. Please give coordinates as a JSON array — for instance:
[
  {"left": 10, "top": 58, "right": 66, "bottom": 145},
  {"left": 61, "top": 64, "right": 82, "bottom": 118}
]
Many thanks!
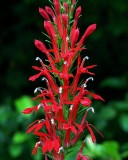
[{"left": 22, "top": 0, "right": 104, "bottom": 159}]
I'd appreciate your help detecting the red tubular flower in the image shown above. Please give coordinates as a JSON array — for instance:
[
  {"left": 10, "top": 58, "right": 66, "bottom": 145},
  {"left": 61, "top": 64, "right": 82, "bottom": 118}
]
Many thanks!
[
  {"left": 29, "top": 61, "right": 59, "bottom": 93},
  {"left": 61, "top": 14, "right": 68, "bottom": 53},
  {"left": 76, "top": 140, "right": 89, "bottom": 160},
  {"left": 42, "top": 137, "right": 60, "bottom": 153},
  {"left": 22, "top": 106, "right": 38, "bottom": 114},
  {"left": 80, "top": 97, "right": 92, "bottom": 107},
  {"left": 45, "top": 6, "right": 55, "bottom": 19},
  {"left": 63, "top": 2, "right": 68, "bottom": 14},
  {"left": 53, "top": 0, "right": 60, "bottom": 16},
  {"left": 39, "top": 7, "right": 50, "bottom": 21},
  {"left": 70, "top": 6, "right": 81, "bottom": 41},
  {"left": 71, "top": 28, "right": 80, "bottom": 48},
  {"left": 44, "top": 21, "right": 60, "bottom": 62},
  {"left": 53, "top": 0, "right": 63, "bottom": 38},
  {"left": 75, "top": 6, "right": 82, "bottom": 22},
  {"left": 75, "top": 24, "right": 97, "bottom": 52},
  {"left": 34, "top": 40, "right": 57, "bottom": 69},
  {"left": 71, "top": 57, "right": 96, "bottom": 94}
]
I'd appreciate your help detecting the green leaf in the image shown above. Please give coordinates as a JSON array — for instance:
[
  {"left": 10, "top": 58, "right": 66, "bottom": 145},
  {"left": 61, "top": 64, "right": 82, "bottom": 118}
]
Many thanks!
[
  {"left": 119, "top": 114, "right": 128, "bottom": 132},
  {"left": 100, "top": 106, "right": 116, "bottom": 120},
  {"left": 114, "top": 101, "right": 128, "bottom": 111},
  {"left": 100, "top": 77, "right": 127, "bottom": 88},
  {"left": 65, "top": 150, "right": 78, "bottom": 160},
  {"left": 12, "top": 132, "right": 27, "bottom": 144},
  {"left": 103, "top": 141, "right": 121, "bottom": 160},
  {"left": 9, "top": 144, "right": 23, "bottom": 158},
  {"left": 14, "top": 95, "right": 34, "bottom": 113},
  {"left": 85, "top": 136, "right": 105, "bottom": 157},
  {"left": 65, "top": 141, "right": 82, "bottom": 160},
  {"left": 33, "top": 148, "right": 43, "bottom": 160}
]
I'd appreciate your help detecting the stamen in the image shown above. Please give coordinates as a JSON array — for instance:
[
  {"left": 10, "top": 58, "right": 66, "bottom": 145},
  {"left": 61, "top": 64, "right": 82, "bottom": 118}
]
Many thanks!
[
  {"left": 42, "top": 77, "right": 48, "bottom": 82},
  {"left": 35, "top": 57, "right": 42, "bottom": 62},
  {"left": 86, "top": 77, "right": 94, "bottom": 82},
  {"left": 87, "top": 107, "right": 95, "bottom": 113},
  {"left": 51, "top": 118, "right": 55, "bottom": 124},
  {"left": 38, "top": 119, "right": 45, "bottom": 123},
  {"left": 64, "top": 61, "right": 68, "bottom": 65},
  {"left": 34, "top": 87, "right": 42, "bottom": 93},
  {"left": 66, "top": 36, "right": 69, "bottom": 41},
  {"left": 70, "top": 105, "right": 73, "bottom": 110},
  {"left": 58, "top": 146, "right": 64, "bottom": 153},
  {"left": 38, "top": 103, "right": 44, "bottom": 109},
  {"left": 81, "top": 77, "right": 94, "bottom": 88},
  {"left": 35, "top": 141, "right": 43, "bottom": 147},
  {"left": 81, "top": 83, "right": 87, "bottom": 88},
  {"left": 59, "top": 87, "right": 62, "bottom": 93},
  {"left": 83, "top": 56, "right": 89, "bottom": 60}
]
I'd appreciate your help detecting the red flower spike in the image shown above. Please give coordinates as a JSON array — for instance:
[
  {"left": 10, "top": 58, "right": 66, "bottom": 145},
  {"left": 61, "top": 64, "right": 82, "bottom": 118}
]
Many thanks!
[{"left": 24, "top": 0, "right": 104, "bottom": 159}]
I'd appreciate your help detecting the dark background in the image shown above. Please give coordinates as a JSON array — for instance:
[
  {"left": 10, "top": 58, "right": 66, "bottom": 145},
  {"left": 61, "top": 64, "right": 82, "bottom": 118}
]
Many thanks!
[{"left": 0, "top": 0, "right": 128, "bottom": 159}]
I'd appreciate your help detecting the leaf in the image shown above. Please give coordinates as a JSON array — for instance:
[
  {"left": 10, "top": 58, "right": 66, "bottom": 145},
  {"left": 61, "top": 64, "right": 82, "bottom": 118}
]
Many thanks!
[
  {"left": 14, "top": 95, "right": 34, "bottom": 113},
  {"left": 103, "top": 141, "right": 121, "bottom": 160},
  {"left": 114, "top": 101, "right": 128, "bottom": 111},
  {"left": 83, "top": 136, "right": 105, "bottom": 157},
  {"left": 100, "top": 106, "right": 116, "bottom": 120},
  {"left": 100, "top": 77, "right": 127, "bottom": 88},
  {"left": 119, "top": 114, "right": 128, "bottom": 132},
  {"left": 65, "top": 150, "right": 78, "bottom": 160},
  {"left": 12, "top": 132, "right": 27, "bottom": 144},
  {"left": 65, "top": 141, "right": 82, "bottom": 160},
  {"left": 9, "top": 144, "right": 23, "bottom": 158}
]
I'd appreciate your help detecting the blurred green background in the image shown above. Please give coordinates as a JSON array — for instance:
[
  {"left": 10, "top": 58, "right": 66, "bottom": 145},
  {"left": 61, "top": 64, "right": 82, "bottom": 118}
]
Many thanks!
[{"left": 0, "top": 0, "right": 128, "bottom": 159}]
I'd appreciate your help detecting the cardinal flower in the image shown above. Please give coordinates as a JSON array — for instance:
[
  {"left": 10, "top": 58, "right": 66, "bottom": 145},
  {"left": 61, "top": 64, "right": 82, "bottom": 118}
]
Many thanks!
[{"left": 22, "top": 0, "right": 104, "bottom": 159}]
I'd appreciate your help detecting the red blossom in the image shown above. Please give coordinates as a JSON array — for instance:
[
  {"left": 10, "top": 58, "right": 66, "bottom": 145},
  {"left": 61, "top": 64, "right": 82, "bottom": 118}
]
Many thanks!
[
  {"left": 42, "top": 137, "right": 60, "bottom": 153},
  {"left": 39, "top": 7, "right": 50, "bottom": 21},
  {"left": 45, "top": 6, "right": 55, "bottom": 19},
  {"left": 80, "top": 97, "right": 92, "bottom": 107},
  {"left": 22, "top": 106, "right": 38, "bottom": 114}
]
